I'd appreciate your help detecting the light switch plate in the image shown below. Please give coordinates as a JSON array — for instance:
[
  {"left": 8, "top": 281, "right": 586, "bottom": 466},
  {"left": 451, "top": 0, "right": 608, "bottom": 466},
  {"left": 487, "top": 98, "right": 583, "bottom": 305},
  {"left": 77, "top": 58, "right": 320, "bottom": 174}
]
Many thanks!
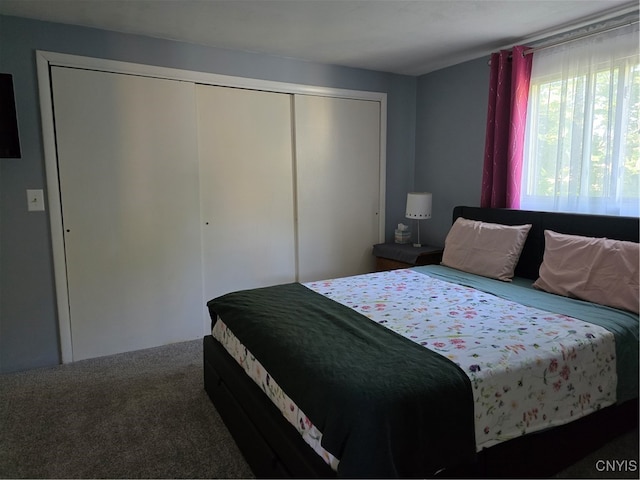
[{"left": 27, "top": 189, "right": 45, "bottom": 212}]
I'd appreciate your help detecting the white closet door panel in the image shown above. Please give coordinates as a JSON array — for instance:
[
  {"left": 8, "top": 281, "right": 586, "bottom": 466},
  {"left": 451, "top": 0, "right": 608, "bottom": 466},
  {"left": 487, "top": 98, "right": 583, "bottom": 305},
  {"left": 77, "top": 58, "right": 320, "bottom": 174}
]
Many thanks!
[
  {"left": 52, "top": 67, "right": 204, "bottom": 361},
  {"left": 295, "top": 95, "right": 381, "bottom": 282},
  {"left": 197, "top": 85, "right": 296, "bottom": 300}
]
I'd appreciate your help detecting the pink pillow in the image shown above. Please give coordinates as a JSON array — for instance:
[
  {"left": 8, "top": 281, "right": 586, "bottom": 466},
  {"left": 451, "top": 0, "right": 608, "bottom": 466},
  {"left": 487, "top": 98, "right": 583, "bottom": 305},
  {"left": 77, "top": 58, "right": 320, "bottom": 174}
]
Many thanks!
[
  {"left": 533, "top": 230, "right": 639, "bottom": 314},
  {"left": 441, "top": 218, "right": 531, "bottom": 281}
]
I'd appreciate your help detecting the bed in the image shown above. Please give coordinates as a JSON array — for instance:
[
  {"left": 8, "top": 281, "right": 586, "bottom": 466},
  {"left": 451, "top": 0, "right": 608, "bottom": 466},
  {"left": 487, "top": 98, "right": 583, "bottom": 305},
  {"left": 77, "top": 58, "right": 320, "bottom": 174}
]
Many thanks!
[{"left": 203, "top": 206, "right": 639, "bottom": 478}]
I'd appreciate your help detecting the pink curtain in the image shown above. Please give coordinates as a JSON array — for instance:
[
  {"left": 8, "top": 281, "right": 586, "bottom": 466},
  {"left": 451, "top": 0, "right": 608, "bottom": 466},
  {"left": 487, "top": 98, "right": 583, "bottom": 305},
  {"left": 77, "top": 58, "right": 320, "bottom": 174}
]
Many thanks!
[{"left": 481, "top": 45, "right": 532, "bottom": 209}]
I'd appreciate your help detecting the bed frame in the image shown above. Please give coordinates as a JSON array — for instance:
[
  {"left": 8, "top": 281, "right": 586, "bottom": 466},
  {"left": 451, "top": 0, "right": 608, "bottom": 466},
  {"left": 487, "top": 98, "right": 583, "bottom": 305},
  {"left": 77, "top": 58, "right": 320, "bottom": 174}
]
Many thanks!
[{"left": 203, "top": 206, "right": 639, "bottom": 478}]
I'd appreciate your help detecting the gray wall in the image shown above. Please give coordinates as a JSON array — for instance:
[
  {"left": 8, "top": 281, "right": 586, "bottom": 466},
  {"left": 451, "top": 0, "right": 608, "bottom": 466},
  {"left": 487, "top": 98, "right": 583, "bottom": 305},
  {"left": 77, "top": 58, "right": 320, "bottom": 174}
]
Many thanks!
[
  {"left": 414, "top": 57, "right": 490, "bottom": 247},
  {"left": 0, "top": 14, "right": 491, "bottom": 373},
  {"left": 0, "top": 14, "right": 417, "bottom": 373}
]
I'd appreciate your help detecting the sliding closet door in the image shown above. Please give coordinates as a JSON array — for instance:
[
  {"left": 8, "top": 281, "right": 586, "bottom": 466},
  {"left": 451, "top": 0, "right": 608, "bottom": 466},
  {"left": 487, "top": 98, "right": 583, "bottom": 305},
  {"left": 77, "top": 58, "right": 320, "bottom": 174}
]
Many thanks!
[
  {"left": 294, "top": 95, "right": 381, "bottom": 282},
  {"left": 197, "top": 85, "right": 296, "bottom": 301},
  {"left": 52, "top": 67, "right": 204, "bottom": 361}
]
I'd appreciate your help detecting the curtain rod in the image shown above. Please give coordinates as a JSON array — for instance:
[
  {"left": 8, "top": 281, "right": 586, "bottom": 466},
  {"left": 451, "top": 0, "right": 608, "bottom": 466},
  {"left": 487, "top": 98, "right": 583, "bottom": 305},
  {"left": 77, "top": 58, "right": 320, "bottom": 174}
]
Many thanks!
[{"left": 522, "top": 18, "right": 639, "bottom": 56}]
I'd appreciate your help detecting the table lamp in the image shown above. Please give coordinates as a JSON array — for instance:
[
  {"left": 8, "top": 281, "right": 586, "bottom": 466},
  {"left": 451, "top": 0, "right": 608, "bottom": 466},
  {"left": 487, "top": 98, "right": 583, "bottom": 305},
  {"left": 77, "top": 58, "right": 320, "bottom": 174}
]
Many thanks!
[{"left": 405, "top": 192, "right": 432, "bottom": 247}]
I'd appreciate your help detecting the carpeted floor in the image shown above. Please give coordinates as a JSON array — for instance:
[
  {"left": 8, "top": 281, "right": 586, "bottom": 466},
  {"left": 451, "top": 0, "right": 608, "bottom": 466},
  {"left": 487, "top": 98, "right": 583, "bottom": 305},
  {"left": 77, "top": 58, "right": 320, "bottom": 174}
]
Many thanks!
[
  {"left": 0, "top": 339, "right": 253, "bottom": 479},
  {"left": 0, "top": 339, "right": 637, "bottom": 479},
  {"left": 552, "top": 427, "right": 639, "bottom": 479}
]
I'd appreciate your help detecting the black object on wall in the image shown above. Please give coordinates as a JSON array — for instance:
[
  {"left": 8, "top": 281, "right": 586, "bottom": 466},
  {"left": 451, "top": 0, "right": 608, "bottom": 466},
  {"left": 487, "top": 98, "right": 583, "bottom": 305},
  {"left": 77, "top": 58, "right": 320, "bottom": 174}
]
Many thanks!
[{"left": 0, "top": 73, "right": 22, "bottom": 158}]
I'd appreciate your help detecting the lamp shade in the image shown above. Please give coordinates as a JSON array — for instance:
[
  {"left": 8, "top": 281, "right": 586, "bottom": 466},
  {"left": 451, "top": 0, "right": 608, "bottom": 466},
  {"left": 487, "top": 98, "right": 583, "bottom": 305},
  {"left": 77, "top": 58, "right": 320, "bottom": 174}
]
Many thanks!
[{"left": 405, "top": 192, "right": 432, "bottom": 219}]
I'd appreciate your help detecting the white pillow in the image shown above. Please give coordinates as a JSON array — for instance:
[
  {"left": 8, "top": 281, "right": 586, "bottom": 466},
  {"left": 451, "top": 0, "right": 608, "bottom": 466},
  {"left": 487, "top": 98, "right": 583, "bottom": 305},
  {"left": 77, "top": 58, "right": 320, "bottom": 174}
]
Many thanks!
[
  {"left": 441, "top": 217, "right": 531, "bottom": 281},
  {"left": 533, "top": 230, "right": 639, "bottom": 314}
]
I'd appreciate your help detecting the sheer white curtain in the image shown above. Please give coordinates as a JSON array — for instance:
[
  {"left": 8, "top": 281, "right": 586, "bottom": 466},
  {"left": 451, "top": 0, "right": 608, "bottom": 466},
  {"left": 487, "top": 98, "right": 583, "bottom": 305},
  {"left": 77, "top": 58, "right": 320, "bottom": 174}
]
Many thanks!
[{"left": 521, "top": 20, "right": 639, "bottom": 216}]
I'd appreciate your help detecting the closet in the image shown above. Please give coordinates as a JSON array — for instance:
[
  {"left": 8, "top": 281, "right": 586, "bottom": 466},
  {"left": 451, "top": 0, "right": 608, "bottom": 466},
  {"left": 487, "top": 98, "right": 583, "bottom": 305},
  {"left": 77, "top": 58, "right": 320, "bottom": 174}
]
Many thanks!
[
  {"left": 51, "top": 67, "right": 204, "bottom": 361},
  {"left": 44, "top": 56, "right": 384, "bottom": 362},
  {"left": 197, "top": 85, "right": 297, "bottom": 299},
  {"left": 294, "top": 94, "right": 381, "bottom": 282}
]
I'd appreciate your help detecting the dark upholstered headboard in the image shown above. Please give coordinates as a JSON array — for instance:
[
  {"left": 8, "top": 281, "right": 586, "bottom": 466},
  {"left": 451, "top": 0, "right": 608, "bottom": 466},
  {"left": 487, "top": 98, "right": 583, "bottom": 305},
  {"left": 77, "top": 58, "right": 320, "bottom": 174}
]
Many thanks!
[{"left": 452, "top": 206, "right": 640, "bottom": 280}]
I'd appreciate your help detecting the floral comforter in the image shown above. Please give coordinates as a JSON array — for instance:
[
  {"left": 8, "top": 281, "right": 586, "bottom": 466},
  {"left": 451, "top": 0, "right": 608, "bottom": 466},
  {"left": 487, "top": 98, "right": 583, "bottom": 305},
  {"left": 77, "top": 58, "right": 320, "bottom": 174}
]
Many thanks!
[{"left": 212, "top": 266, "right": 617, "bottom": 470}]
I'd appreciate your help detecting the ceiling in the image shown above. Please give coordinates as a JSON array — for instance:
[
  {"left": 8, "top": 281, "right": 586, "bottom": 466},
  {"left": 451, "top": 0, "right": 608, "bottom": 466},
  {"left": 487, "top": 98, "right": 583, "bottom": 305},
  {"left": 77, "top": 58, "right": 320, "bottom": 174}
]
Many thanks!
[{"left": 0, "top": 0, "right": 637, "bottom": 75}]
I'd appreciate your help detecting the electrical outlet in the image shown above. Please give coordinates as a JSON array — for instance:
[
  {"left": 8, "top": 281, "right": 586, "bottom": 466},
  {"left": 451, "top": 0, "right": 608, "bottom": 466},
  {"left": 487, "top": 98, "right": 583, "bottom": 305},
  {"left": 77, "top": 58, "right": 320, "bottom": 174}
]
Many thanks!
[{"left": 26, "top": 189, "right": 45, "bottom": 212}]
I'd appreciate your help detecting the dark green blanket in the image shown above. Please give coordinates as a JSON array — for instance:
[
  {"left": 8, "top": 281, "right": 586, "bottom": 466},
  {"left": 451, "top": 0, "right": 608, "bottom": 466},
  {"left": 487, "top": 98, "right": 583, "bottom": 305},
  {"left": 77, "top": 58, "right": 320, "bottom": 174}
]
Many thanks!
[{"left": 208, "top": 282, "right": 475, "bottom": 478}]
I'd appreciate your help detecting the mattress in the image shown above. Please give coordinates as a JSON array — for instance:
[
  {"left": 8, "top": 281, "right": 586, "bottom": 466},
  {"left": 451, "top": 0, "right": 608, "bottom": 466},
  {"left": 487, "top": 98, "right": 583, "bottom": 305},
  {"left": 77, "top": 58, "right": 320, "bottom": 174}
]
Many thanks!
[{"left": 210, "top": 265, "right": 638, "bottom": 473}]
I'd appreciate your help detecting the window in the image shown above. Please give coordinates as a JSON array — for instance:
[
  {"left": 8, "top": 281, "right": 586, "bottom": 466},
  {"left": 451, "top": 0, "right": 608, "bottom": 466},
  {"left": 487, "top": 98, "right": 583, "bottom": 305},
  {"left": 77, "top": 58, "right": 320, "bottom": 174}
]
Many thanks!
[{"left": 521, "top": 21, "right": 639, "bottom": 216}]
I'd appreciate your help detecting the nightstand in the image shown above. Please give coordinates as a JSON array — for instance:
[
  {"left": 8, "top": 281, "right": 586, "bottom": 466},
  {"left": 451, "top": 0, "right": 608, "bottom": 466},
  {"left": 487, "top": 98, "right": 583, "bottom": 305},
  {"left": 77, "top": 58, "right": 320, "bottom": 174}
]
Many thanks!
[{"left": 372, "top": 243, "right": 443, "bottom": 271}]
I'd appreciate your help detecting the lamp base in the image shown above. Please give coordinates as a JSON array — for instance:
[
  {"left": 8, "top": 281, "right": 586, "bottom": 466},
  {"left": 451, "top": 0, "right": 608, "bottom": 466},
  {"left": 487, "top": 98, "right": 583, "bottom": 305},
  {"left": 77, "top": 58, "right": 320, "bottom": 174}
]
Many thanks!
[{"left": 413, "top": 243, "right": 422, "bottom": 247}]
